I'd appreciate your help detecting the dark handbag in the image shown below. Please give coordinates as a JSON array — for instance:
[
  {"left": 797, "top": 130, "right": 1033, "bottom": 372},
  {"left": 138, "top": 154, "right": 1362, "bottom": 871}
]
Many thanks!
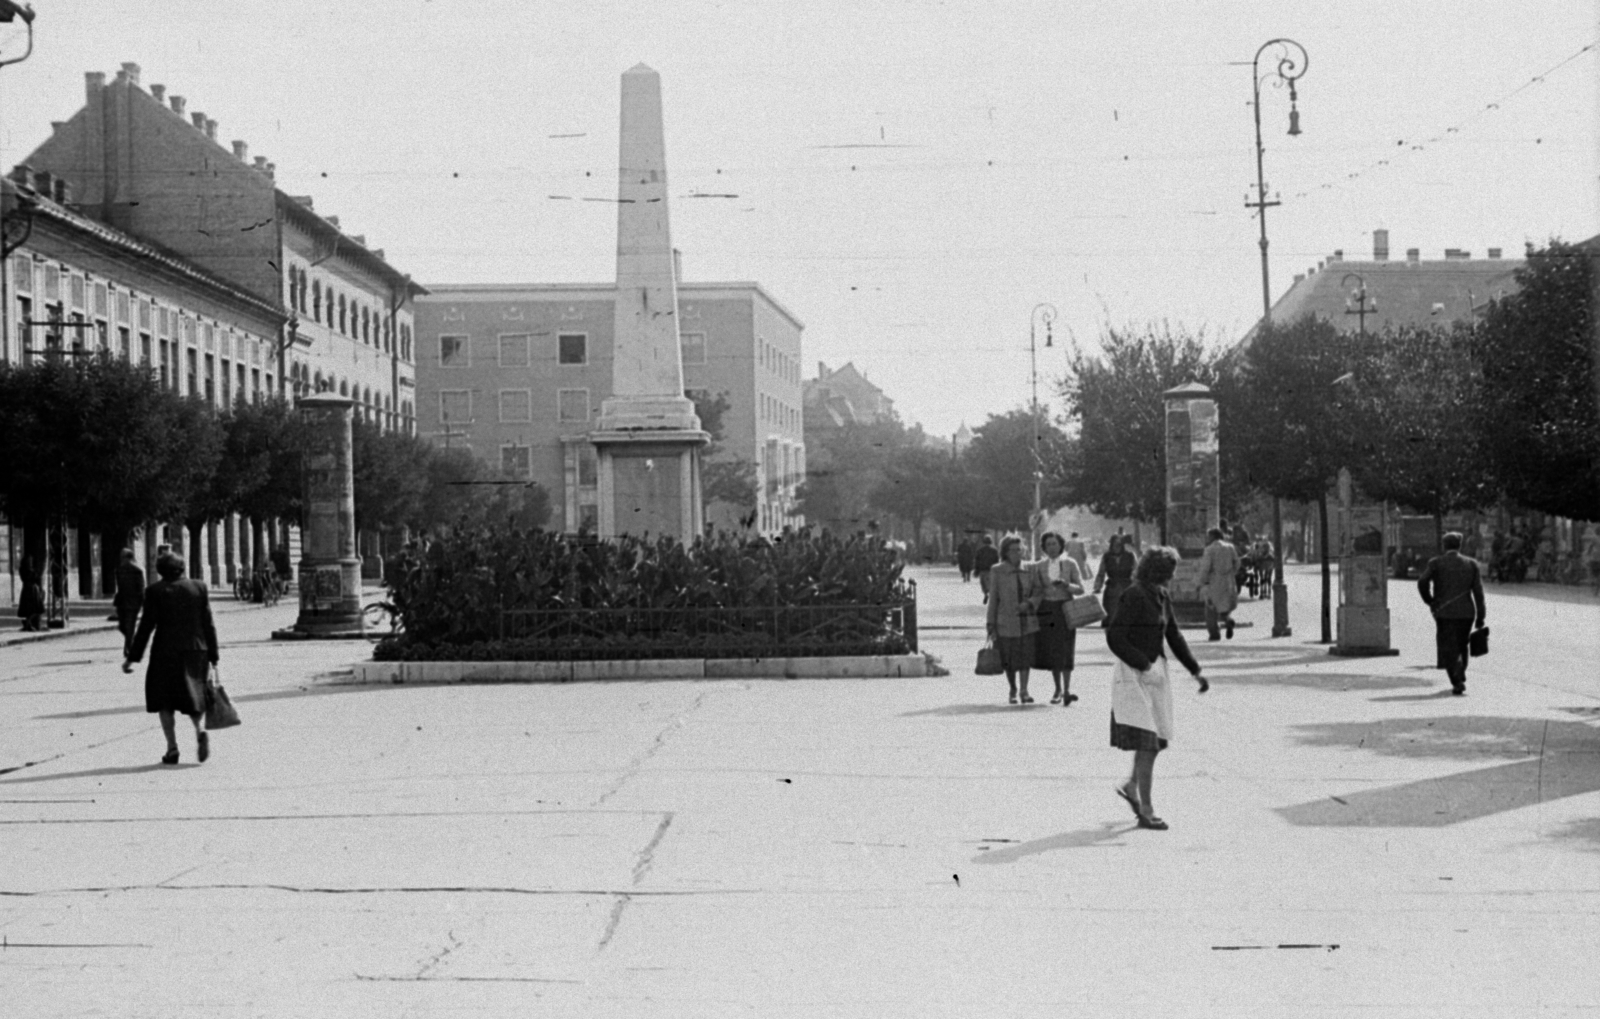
[
  {"left": 1064, "top": 594, "right": 1106, "bottom": 628},
  {"left": 1468, "top": 625, "right": 1489, "bottom": 658},
  {"left": 975, "top": 642, "right": 1004, "bottom": 676},
  {"left": 204, "top": 666, "right": 242, "bottom": 729}
]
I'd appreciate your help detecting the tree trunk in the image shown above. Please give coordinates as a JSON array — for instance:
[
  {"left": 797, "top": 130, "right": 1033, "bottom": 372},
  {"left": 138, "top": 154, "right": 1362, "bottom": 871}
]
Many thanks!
[{"left": 1318, "top": 492, "right": 1332, "bottom": 643}]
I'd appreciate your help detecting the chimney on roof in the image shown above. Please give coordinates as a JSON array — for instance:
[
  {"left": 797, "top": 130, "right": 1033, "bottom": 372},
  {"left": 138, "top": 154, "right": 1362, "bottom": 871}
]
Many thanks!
[
  {"left": 50, "top": 121, "right": 64, "bottom": 133},
  {"left": 1373, "top": 228, "right": 1389, "bottom": 262},
  {"left": 292, "top": 195, "right": 313, "bottom": 208},
  {"left": 85, "top": 71, "right": 105, "bottom": 101},
  {"left": 372, "top": 249, "right": 384, "bottom": 259},
  {"left": 352, "top": 235, "right": 366, "bottom": 246},
  {"left": 150, "top": 84, "right": 165, "bottom": 102},
  {"left": 232, "top": 140, "right": 249, "bottom": 161},
  {"left": 1332, "top": 249, "right": 1344, "bottom": 261},
  {"left": 170, "top": 94, "right": 186, "bottom": 115},
  {"left": 1407, "top": 248, "right": 1420, "bottom": 262},
  {"left": 34, "top": 170, "right": 53, "bottom": 197},
  {"left": 120, "top": 62, "right": 141, "bottom": 88},
  {"left": 9, "top": 164, "right": 32, "bottom": 189},
  {"left": 1444, "top": 248, "right": 1469, "bottom": 260},
  {"left": 1487, "top": 247, "right": 1503, "bottom": 259},
  {"left": 204, "top": 118, "right": 217, "bottom": 140},
  {"left": 265, "top": 162, "right": 276, "bottom": 179},
  {"left": 53, "top": 179, "right": 70, "bottom": 204},
  {"left": 191, "top": 111, "right": 206, "bottom": 130},
  {"left": 1293, "top": 273, "right": 1305, "bottom": 284},
  {"left": 253, "top": 156, "right": 268, "bottom": 171},
  {"left": 326, "top": 215, "right": 340, "bottom": 228}
]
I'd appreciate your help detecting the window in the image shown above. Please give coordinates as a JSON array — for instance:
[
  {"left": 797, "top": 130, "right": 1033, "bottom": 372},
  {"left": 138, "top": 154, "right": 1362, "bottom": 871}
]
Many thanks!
[
  {"left": 557, "top": 388, "right": 589, "bottom": 422},
  {"left": 500, "top": 444, "right": 531, "bottom": 477},
  {"left": 498, "top": 389, "right": 531, "bottom": 422},
  {"left": 43, "top": 265, "right": 59, "bottom": 301},
  {"left": 252, "top": 368, "right": 261, "bottom": 402},
  {"left": 186, "top": 348, "right": 199, "bottom": 396},
  {"left": 578, "top": 444, "right": 598, "bottom": 487},
  {"left": 498, "top": 333, "right": 530, "bottom": 367},
  {"left": 578, "top": 503, "right": 599, "bottom": 533},
  {"left": 558, "top": 333, "right": 587, "bottom": 365},
  {"left": 11, "top": 255, "right": 31, "bottom": 293},
  {"left": 681, "top": 331, "right": 707, "bottom": 366},
  {"left": 439, "top": 334, "right": 468, "bottom": 367},
  {"left": 221, "top": 359, "right": 232, "bottom": 406},
  {"left": 205, "top": 354, "right": 215, "bottom": 404},
  {"left": 69, "top": 274, "right": 85, "bottom": 310},
  {"left": 116, "top": 291, "right": 130, "bottom": 323},
  {"left": 439, "top": 390, "right": 471, "bottom": 426},
  {"left": 312, "top": 279, "right": 321, "bottom": 321},
  {"left": 139, "top": 299, "right": 152, "bottom": 331},
  {"left": 338, "top": 293, "right": 347, "bottom": 334},
  {"left": 14, "top": 296, "right": 29, "bottom": 357}
]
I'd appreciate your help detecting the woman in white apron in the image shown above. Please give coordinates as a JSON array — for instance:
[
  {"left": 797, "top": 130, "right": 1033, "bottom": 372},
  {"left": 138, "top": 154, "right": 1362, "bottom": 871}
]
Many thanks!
[{"left": 1105, "top": 546, "right": 1207, "bottom": 830}]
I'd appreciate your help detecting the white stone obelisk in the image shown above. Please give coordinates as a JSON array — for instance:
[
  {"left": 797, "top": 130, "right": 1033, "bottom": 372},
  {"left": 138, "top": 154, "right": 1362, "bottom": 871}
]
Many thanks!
[{"left": 590, "top": 64, "right": 708, "bottom": 540}]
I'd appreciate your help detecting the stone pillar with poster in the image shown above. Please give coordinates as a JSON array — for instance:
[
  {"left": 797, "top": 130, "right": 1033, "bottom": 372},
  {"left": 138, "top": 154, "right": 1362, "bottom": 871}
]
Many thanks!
[
  {"left": 1331, "top": 467, "right": 1398, "bottom": 656},
  {"left": 275, "top": 394, "right": 365, "bottom": 639},
  {"left": 1162, "top": 382, "right": 1219, "bottom": 625}
]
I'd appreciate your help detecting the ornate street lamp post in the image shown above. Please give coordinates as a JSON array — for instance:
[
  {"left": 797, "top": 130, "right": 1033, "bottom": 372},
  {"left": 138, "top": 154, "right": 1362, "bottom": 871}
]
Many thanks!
[
  {"left": 1342, "top": 271, "right": 1377, "bottom": 338},
  {"left": 1246, "top": 37, "right": 1307, "bottom": 639},
  {"left": 1029, "top": 302, "right": 1057, "bottom": 556}
]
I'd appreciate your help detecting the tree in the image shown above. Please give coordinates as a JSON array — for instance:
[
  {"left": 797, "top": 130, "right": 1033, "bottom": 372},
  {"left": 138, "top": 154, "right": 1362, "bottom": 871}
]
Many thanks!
[
  {"left": 798, "top": 415, "right": 916, "bottom": 534},
  {"left": 870, "top": 442, "right": 957, "bottom": 547},
  {"left": 0, "top": 353, "right": 216, "bottom": 567},
  {"left": 1474, "top": 240, "right": 1600, "bottom": 521},
  {"left": 688, "top": 389, "right": 758, "bottom": 521},
  {"left": 955, "top": 409, "right": 1075, "bottom": 533},
  {"left": 1058, "top": 322, "right": 1225, "bottom": 534},
  {"left": 351, "top": 418, "right": 431, "bottom": 533},
  {"left": 1220, "top": 315, "right": 1365, "bottom": 641},
  {"left": 1348, "top": 323, "right": 1499, "bottom": 535},
  {"left": 225, "top": 397, "right": 314, "bottom": 527}
]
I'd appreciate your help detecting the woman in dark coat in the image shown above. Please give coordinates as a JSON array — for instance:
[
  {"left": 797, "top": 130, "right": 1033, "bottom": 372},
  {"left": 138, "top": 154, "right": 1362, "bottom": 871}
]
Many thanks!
[
  {"left": 123, "top": 554, "right": 219, "bottom": 765},
  {"left": 985, "top": 536, "right": 1043, "bottom": 704},
  {"left": 1105, "top": 546, "right": 1207, "bottom": 830},
  {"left": 1094, "top": 534, "right": 1136, "bottom": 627}
]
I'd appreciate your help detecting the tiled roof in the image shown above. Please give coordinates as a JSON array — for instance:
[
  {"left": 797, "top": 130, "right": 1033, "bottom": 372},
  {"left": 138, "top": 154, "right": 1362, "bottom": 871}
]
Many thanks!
[
  {"left": 1263, "top": 255, "right": 1522, "bottom": 336},
  {"left": 5, "top": 178, "right": 287, "bottom": 323}
]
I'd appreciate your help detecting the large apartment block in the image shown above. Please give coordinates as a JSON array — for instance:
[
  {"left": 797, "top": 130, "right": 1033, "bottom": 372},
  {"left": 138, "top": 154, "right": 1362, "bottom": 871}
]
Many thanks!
[{"left": 414, "top": 281, "right": 806, "bottom": 536}]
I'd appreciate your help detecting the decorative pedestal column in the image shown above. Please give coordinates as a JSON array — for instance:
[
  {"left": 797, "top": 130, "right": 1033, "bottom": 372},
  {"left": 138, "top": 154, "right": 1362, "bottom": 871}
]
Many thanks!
[
  {"left": 591, "top": 64, "right": 708, "bottom": 540},
  {"left": 275, "top": 394, "right": 364, "bottom": 639},
  {"left": 1163, "top": 382, "right": 1219, "bottom": 625},
  {"left": 1331, "top": 467, "right": 1398, "bottom": 656}
]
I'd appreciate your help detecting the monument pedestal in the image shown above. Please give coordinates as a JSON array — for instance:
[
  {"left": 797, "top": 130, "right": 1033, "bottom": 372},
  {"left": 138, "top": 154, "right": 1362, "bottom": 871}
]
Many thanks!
[{"left": 591, "top": 427, "right": 708, "bottom": 541}]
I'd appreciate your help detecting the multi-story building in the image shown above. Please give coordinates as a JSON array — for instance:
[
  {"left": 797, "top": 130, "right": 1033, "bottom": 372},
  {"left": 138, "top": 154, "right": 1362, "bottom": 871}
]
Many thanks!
[
  {"left": 413, "top": 280, "right": 806, "bottom": 536},
  {"left": 803, "top": 361, "right": 895, "bottom": 427},
  {"left": 17, "top": 62, "right": 424, "bottom": 431},
  {"left": 1, "top": 171, "right": 288, "bottom": 604}
]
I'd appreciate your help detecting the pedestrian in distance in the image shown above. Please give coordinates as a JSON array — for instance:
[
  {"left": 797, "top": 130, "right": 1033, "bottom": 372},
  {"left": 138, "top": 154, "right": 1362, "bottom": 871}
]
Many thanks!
[
  {"left": 1106, "top": 545, "right": 1207, "bottom": 831},
  {"left": 986, "top": 535, "right": 1043, "bottom": 705},
  {"left": 1198, "top": 527, "right": 1241, "bottom": 641},
  {"left": 974, "top": 534, "right": 1000, "bottom": 603},
  {"left": 1064, "top": 531, "right": 1094, "bottom": 581},
  {"left": 956, "top": 536, "right": 976, "bottom": 583},
  {"left": 1095, "top": 534, "right": 1136, "bottom": 627},
  {"left": 1417, "top": 531, "right": 1486, "bottom": 696},
  {"left": 17, "top": 555, "right": 45, "bottom": 631},
  {"left": 123, "top": 553, "right": 219, "bottom": 765},
  {"left": 113, "top": 548, "right": 146, "bottom": 658},
  {"left": 1030, "top": 532, "right": 1086, "bottom": 706}
]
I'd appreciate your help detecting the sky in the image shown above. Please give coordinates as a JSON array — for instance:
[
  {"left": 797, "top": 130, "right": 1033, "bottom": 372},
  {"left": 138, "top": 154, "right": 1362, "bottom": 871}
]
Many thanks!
[{"left": 1, "top": 0, "right": 1595, "bottom": 439}]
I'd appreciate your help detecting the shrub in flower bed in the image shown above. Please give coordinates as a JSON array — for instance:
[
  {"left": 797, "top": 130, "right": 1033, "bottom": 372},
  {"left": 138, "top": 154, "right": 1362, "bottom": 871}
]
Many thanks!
[
  {"left": 371, "top": 631, "right": 912, "bottom": 663},
  {"left": 377, "top": 525, "right": 911, "bottom": 659}
]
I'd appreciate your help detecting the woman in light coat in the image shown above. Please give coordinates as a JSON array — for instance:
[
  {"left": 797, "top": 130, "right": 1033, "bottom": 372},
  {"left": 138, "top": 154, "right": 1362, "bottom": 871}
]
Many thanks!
[
  {"left": 1029, "top": 532, "right": 1085, "bottom": 706},
  {"left": 1197, "top": 527, "right": 1241, "bottom": 641},
  {"left": 985, "top": 536, "right": 1043, "bottom": 705}
]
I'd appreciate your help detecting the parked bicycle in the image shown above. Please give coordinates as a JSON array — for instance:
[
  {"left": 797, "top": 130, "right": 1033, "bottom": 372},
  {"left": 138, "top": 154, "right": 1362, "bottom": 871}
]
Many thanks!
[{"left": 362, "top": 601, "right": 401, "bottom": 636}]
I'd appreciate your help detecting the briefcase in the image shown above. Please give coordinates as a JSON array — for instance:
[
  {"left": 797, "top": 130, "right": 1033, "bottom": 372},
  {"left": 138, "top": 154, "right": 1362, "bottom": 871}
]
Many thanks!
[{"left": 1468, "top": 625, "right": 1489, "bottom": 658}]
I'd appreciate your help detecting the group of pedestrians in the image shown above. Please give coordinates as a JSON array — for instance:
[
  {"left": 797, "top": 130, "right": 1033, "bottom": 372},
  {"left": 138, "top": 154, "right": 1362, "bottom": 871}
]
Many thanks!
[{"left": 978, "top": 536, "right": 1207, "bottom": 832}]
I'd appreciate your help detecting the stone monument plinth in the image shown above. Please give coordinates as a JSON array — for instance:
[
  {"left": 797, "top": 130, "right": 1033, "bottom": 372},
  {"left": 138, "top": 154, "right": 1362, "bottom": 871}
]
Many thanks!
[
  {"left": 274, "top": 394, "right": 364, "bottom": 639},
  {"left": 590, "top": 63, "right": 708, "bottom": 540}
]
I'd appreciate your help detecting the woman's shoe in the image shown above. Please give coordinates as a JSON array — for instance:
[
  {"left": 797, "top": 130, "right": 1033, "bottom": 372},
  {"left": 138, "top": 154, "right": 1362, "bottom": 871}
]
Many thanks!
[
  {"left": 1065, "top": 693, "right": 1080, "bottom": 706},
  {"left": 161, "top": 749, "right": 179, "bottom": 765},
  {"left": 1225, "top": 618, "right": 1235, "bottom": 639},
  {"left": 1050, "top": 692, "right": 1063, "bottom": 704},
  {"left": 1009, "top": 694, "right": 1019, "bottom": 705},
  {"left": 1115, "top": 786, "right": 1141, "bottom": 818},
  {"left": 196, "top": 731, "right": 210, "bottom": 763},
  {"left": 1137, "top": 815, "right": 1169, "bottom": 830},
  {"left": 1020, "top": 694, "right": 1034, "bottom": 704}
]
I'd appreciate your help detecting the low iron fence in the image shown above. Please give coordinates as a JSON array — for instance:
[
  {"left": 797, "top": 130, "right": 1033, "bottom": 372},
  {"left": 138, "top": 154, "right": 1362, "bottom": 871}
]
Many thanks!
[{"left": 498, "top": 582, "right": 917, "bottom": 656}]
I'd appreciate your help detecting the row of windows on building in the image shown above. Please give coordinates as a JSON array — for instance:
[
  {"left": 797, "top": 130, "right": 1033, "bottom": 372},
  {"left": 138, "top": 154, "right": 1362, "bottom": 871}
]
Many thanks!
[
  {"left": 434, "top": 331, "right": 712, "bottom": 369},
  {"left": 438, "top": 388, "right": 593, "bottom": 428},
  {"left": 287, "top": 362, "right": 415, "bottom": 433},
  {"left": 286, "top": 265, "right": 412, "bottom": 360},
  {"left": 761, "top": 339, "right": 797, "bottom": 384},
  {"left": 761, "top": 392, "right": 800, "bottom": 433}
]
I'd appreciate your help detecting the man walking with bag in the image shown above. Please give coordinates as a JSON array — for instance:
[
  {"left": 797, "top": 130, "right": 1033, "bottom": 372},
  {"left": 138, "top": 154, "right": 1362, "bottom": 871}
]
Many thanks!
[{"left": 1417, "top": 531, "right": 1486, "bottom": 696}]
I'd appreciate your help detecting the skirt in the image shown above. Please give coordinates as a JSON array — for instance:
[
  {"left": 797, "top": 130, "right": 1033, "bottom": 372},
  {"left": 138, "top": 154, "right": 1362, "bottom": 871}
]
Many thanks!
[
  {"left": 145, "top": 652, "right": 209, "bottom": 717},
  {"left": 996, "top": 633, "right": 1036, "bottom": 673},
  {"left": 1109, "top": 655, "right": 1173, "bottom": 751},
  {"left": 1033, "top": 599, "right": 1077, "bottom": 672}
]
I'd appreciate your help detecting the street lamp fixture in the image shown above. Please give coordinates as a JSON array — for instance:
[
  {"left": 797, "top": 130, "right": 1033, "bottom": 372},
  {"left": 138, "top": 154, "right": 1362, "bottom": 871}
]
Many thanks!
[
  {"left": 1342, "top": 271, "right": 1377, "bottom": 338},
  {"left": 1246, "top": 36, "right": 1308, "bottom": 639},
  {"left": 1029, "top": 302, "right": 1057, "bottom": 556}
]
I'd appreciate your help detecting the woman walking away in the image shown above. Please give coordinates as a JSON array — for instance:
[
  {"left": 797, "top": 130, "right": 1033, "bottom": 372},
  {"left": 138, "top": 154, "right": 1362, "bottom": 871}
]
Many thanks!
[
  {"left": 1095, "top": 534, "right": 1136, "bottom": 627},
  {"left": 1106, "top": 546, "right": 1207, "bottom": 830},
  {"left": 123, "top": 553, "right": 219, "bottom": 765},
  {"left": 986, "top": 536, "right": 1043, "bottom": 705},
  {"left": 1031, "top": 532, "right": 1085, "bottom": 705}
]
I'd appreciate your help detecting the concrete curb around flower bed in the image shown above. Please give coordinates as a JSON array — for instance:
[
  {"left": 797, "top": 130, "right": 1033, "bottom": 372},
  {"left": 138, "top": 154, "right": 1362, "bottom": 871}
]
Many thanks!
[{"left": 346, "top": 653, "right": 929, "bottom": 685}]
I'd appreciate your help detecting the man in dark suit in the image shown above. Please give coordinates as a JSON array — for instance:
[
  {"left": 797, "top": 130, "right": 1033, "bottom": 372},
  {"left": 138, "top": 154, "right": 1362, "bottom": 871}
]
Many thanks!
[
  {"left": 1417, "top": 531, "right": 1486, "bottom": 696},
  {"left": 112, "top": 548, "right": 146, "bottom": 659}
]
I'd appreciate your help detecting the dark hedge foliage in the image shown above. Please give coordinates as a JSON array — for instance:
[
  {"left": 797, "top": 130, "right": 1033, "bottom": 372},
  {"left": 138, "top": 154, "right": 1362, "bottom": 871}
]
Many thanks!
[
  {"left": 371, "top": 631, "right": 911, "bottom": 662},
  {"left": 378, "top": 526, "right": 909, "bottom": 656}
]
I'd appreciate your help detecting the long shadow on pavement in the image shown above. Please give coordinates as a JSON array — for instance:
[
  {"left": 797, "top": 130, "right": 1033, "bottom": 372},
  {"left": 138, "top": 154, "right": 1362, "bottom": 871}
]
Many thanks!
[
  {"left": 1277, "top": 715, "right": 1600, "bottom": 828},
  {"left": 1210, "top": 671, "right": 1433, "bottom": 692},
  {"left": 901, "top": 703, "right": 1056, "bottom": 717},
  {"left": 0, "top": 762, "right": 188, "bottom": 785},
  {"left": 972, "top": 822, "right": 1136, "bottom": 863},
  {"left": 33, "top": 681, "right": 428, "bottom": 722}
]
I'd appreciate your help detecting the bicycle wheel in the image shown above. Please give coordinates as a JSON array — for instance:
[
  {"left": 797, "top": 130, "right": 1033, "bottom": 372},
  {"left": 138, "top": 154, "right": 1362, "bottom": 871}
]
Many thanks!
[{"left": 361, "top": 602, "right": 396, "bottom": 636}]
